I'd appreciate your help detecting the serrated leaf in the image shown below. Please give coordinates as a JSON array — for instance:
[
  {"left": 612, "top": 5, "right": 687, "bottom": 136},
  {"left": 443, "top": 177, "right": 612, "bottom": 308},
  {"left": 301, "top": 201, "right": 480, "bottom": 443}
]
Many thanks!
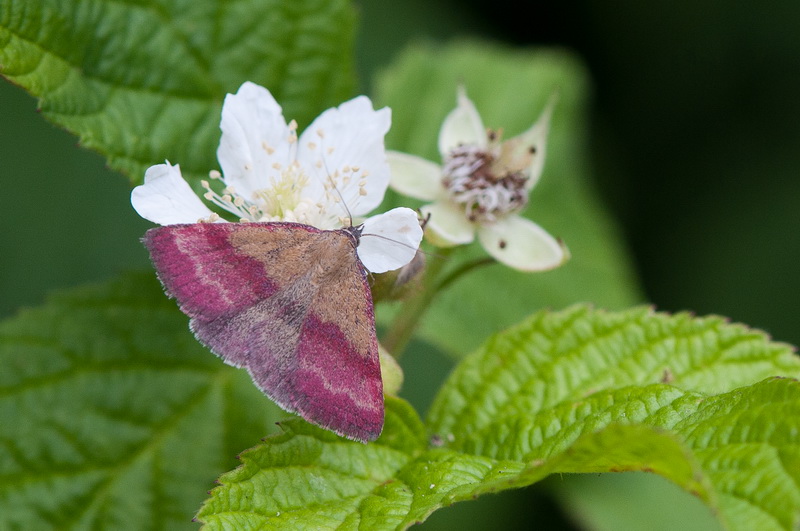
[
  {"left": 195, "top": 306, "right": 800, "bottom": 530},
  {"left": 197, "top": 380, "right": 800, "bottom": 530},
  {"left": 0, "top": 0, "right": 356, "bottom": 185},
  {"left": 427, "top": 305, "right": 800, "bottom": 530},
  {"left": 428, "top": 305, "right": 800, "bottom": 441},
  {"left": 0, "top": 273, "right": 283, "bottom": 529},
  {"left": 372, "top": 42, "right": 643, "bottom": 356},
  {"left": 196, "top": 396, "right": 429, "bottom": 529}
]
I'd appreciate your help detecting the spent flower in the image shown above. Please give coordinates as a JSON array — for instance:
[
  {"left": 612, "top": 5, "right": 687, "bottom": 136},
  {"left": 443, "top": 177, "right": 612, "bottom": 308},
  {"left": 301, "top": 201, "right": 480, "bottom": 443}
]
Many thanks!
[{"left": 388, "top": 87, "right": 567, "bottom": 272}]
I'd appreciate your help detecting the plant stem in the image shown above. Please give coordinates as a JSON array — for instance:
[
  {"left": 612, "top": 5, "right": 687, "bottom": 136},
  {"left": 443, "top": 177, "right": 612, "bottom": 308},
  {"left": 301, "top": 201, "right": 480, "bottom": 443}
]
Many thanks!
[
  {"left": 433, "top": 256, "right": 496, "bottom": 293},
  {"left": 382, "top": 250, "right": 497, "bottom": 357},
  {"left": 382, "top": 247, "right": 451, "bottom": 357}
]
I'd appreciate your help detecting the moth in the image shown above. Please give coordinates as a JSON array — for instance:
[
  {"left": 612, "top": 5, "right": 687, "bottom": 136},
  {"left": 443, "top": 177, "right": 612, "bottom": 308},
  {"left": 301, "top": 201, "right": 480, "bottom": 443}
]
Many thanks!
[{"left": 143, "top": 221, "right": 384, "bottom": 443}]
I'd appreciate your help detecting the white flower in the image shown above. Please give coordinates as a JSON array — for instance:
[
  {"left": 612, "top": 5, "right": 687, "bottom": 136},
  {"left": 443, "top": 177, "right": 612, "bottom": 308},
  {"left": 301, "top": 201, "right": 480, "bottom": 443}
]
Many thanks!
[
  {"left": 388, "top": 87, "right": 567, "bottom": 272},
  {"left": 131, "top": 82, "right": 422, "bottom": 274}
]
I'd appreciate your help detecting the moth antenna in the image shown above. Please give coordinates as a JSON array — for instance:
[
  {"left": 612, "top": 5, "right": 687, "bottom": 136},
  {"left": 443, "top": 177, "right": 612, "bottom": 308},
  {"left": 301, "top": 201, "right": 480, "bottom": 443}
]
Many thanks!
[
  {"left": 360, "top": 209, "right": 440, "bottom": 258},
  {"left": 311, "top": 132, "right": 356, "bottom": 227},
  {"left": 360, "top": 232, "right": 441, "bottom": 260}
]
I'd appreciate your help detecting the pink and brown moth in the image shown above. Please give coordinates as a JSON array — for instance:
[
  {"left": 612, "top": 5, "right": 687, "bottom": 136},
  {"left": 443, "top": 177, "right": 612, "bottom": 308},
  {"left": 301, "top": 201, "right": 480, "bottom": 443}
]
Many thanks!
[
  {"left": 140, "top": 204, "right": 424, "bottom": 443},
  {"left": 144, "top": 221, "right": 386, "bottom": 443},
  {"left": 132, "top": 82, "right": 423, "bottom": 443}
]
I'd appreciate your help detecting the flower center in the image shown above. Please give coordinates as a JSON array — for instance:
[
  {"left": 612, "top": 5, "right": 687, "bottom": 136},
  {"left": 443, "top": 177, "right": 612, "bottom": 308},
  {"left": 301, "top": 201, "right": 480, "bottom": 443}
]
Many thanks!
[
  {"left": 442, "top": 144, "right": 529, "bottom": 223},
  {"left": 252, "top": 163, "right": 320, "bottom": 223},
  {"left": 200, "top": 164, "right": 322, "bottom": 225}
]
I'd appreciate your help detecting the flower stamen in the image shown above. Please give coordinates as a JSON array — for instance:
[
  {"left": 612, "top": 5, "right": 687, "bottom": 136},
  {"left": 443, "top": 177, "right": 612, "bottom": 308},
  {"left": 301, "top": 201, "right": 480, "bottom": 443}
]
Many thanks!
[
  {"left": 201, "top": 179, "right": 259, "bottom": 221},
  {"left": 442, "top": 144, "right": 529, "bottom": 223}
]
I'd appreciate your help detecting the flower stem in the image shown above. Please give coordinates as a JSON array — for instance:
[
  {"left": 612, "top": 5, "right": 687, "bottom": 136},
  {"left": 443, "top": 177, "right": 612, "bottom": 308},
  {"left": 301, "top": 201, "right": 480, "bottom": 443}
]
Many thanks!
[
  {"left": 433, "top": 256, "right": 496, "bottom": 293},
  {"left": 382, "top": 247, "right": 452, "bottom": 357},
  {"left": 382, "top": 250, "right": 497, "bottom": 358}
]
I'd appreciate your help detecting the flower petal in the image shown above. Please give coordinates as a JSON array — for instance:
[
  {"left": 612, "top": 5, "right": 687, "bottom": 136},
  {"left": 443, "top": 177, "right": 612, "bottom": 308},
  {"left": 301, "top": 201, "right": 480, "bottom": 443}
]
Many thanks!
[
  {"left": 477, "top": 215, "right": 567, "bottom": 272},
  {"left": 438, "top": 86, "right": 486, "bottom": 157},
  {"left": 387, "top": 151, "right": 445, "bottom": 201},
  {"left": 357, "top": 207, "right": 423, "bottom": 274},
  {"left": 131, "top": 163, "right": 214, "bottom": 225},
  {"left": 217, "top": 82, "right": 292, "bottom": 199},
  {"left": 420, "top": 201, "right": 475, "bottom": 247},
  {"left": 298, "top": 96, "right": 391, "bottom": 222},
  {"left": 499, "top": 96, "right": 555, "bottom": 192}
]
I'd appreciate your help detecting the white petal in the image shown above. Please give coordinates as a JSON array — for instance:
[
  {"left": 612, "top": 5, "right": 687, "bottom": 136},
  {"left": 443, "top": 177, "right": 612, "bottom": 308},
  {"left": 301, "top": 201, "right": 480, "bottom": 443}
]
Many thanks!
[
  {"left": 357, "top": 207, "right": 423, "bottom": 274},
  {"left": 477, "top": 215, "right": 567, "bottom": 272},
  {"left": 500, "top": 96, "right": 555, "bottom": 192},
  {"left": 438, "top": 86, "right": 486, "bottom": 157},
  {"left": 420, "top": 201, "right": 475, "bottom": 247},
  {"left": 131, "top": 163, "right": 214, "bottom": 225},
  {"left": 217, "top": 82, "right": 292, "bottom": 199},
  {"left": 298, "top": 96, "right": 391, "bottom": 221},
  {"left": 387, "top": 151, "right": 445, "bottom": 201}
]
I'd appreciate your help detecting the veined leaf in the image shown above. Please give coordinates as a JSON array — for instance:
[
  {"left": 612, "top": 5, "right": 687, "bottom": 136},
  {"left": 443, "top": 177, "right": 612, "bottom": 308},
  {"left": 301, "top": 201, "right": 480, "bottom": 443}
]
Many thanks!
[
  {"left": 0, "top": 273, "right": 283, "bottom": 529},
  {"left": 197, "top": 381, "right": 800, "bottom": 530},
  {"left": 0, "top": 0, "right": 357, "bottom": 185},
  {"left": 198, "top": 307, "right": 800, "bottom": 530},
  {"left": 428, "top": 305, "right": 800, "bottom": 440}
]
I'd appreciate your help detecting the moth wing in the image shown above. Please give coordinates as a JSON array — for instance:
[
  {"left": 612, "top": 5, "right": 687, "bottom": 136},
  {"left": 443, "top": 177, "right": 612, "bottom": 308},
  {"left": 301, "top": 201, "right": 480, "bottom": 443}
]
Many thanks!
[
  {"left": 143, "top": 223, "right": 300, "bottom": 321},
  {"left": 143, "top": 223, "right": 383, "bottom": 442},
  {"left": 289, "top": 232, "right": 383, "bottom": 442}
]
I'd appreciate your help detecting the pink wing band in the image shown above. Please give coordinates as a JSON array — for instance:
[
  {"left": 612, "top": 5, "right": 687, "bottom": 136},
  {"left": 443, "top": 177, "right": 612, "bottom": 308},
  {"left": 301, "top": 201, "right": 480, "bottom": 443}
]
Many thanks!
[
  {"left": 143, "top": 224, "right": 281, "bottom": 320},
  {"left": 293, "top": 314, "right": 383, "bottom": 442}
]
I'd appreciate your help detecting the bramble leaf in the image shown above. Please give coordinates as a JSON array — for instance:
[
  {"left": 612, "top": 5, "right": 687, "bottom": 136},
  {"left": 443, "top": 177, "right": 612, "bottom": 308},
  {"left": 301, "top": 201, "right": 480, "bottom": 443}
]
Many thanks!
[
  {"left": 429, "top": 305, "right": 800, "bottom": 439},
  {"left": 0, "top": 273, "right": 283, "bottom": 529},
  {"left": 0, "top": 0, "right": 356, "bottom": 185},
  {"left": 199, "top": 306, "right": 800, "bottom": 530}
]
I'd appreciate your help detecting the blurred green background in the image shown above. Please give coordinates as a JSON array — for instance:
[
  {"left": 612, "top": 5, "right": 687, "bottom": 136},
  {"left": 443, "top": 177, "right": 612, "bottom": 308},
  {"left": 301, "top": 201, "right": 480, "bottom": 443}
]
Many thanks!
[{"left": 2, "top": 1, "right": 798, "bottom": 529}]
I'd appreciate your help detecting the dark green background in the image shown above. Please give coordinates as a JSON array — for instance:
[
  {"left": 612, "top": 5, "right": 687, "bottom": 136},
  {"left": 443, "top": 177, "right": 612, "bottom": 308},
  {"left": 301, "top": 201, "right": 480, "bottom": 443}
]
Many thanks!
[{"left": 2, "top": 1, "right": 797, "bottom": 529}]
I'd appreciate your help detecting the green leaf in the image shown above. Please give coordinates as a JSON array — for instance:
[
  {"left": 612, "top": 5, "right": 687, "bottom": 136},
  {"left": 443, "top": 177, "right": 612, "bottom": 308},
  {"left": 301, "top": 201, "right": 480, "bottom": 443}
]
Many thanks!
[
  {"left": 197, "top": 384, "right": 800, "bottom": 530},
  {"left": 198, "top": 306, "right": 800, "bottom": 530},
  {"left": 428, "top": 305, "right": 800, "bottom": 441},
  {"left": 428, "top": 305, "right": 800, "bottom": 530},
  {"left": 555, "top": 472, "right": 723, "bottom": 531},
  {"left": 0, "top": 0, "right": 357, "bottom": 185},
  {"left": 0, "top": 273, "right": 283, "bottom": 529},
  {"left": 372, "top": 41, "right": 643, "bottom": 356},
  {"left": 196, "top": 396, "right": 429, "bottom": 529}
]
